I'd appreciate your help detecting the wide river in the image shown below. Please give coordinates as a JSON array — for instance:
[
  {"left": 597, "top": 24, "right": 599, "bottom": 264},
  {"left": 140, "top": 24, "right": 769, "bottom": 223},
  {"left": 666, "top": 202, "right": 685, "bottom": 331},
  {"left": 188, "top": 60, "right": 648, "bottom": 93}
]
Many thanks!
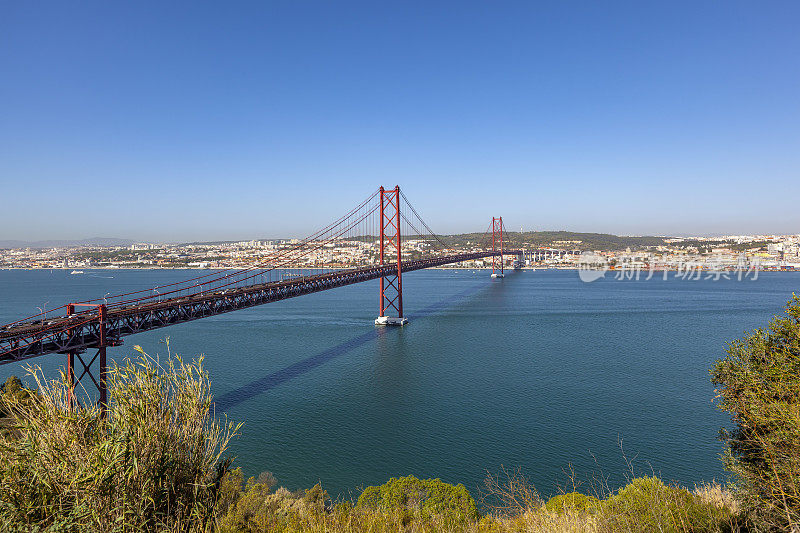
[{"left": 1, "top": 268, "right": 797, "bottom": 498}]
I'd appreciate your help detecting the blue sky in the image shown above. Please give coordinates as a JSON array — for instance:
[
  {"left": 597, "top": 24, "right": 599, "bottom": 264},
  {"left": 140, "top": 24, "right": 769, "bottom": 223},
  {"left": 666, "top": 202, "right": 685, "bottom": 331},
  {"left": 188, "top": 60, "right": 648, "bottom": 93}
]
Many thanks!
[{"left": 1, "top": 1, "right": 798, "bottom": 241}]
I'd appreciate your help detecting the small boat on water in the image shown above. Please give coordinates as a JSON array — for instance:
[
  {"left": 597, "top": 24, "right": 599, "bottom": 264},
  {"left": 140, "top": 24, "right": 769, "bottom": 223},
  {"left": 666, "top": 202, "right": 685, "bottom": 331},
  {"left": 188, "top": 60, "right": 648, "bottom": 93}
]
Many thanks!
[{"left": 70, "top": 270, "right": 84, "bottom": 274}]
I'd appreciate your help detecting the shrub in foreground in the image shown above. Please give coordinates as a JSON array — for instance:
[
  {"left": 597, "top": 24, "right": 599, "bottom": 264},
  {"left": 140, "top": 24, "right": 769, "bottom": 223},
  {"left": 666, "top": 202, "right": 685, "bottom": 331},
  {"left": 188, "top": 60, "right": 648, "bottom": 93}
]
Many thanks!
[
  {"left": 712, "top": 295, "right": 800, "bottom": 530},
  {"left": 545, "top": 491, "right": 599, "bottom": 514},
  {"left": 601, "top": 476, "right": 736, "bottom": 532},
  {"left": 0, "top": 347, "right": 239, "bottom": 532},
  {"left": 0, "top": 376, "right": 35, "bottom": 432},
  {"left": 356, "top": 474, "right": 479, "bottom": 523}
]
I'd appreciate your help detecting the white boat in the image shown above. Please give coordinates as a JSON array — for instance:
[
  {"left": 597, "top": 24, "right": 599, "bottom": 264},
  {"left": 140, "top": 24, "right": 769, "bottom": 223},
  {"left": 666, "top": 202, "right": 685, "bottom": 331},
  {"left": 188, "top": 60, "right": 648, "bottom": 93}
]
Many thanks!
[{"left": 70, "top": 270, "right": 84, "bottom": 274}]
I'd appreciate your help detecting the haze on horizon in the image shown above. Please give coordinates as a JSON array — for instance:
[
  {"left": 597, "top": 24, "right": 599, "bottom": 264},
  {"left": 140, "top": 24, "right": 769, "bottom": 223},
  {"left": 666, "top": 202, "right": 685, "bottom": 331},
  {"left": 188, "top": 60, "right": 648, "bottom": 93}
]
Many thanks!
[{"left": 1, "top": 1, "right": 798, "bottom": 242}]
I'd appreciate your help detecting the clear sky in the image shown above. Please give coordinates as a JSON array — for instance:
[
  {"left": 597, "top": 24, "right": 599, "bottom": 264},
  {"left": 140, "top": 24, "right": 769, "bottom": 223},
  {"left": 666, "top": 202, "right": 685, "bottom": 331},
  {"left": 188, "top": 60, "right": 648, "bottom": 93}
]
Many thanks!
[{"left": 1, "top": 1, "right": 798, "bottom": 241}]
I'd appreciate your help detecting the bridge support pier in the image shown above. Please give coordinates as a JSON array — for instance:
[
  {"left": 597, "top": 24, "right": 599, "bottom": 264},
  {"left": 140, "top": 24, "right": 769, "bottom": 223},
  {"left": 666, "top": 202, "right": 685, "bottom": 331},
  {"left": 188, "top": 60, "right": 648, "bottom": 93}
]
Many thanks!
[
  {"left": 62, "top": 303, "right": 111, "bottom": 415},
  {"left": 374, "top": 316, "right": 408, "bottom": 326},
  {"left": 375, "top": 185, "right": 407, "bottom": 326}
]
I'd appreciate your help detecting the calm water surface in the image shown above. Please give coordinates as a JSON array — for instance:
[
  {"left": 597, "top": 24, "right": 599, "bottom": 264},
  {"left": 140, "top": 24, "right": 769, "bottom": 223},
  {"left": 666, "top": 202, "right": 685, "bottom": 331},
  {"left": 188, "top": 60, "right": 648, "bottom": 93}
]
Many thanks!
[{"left": 1, "top": 268, "right": 797, "bottom": 498}]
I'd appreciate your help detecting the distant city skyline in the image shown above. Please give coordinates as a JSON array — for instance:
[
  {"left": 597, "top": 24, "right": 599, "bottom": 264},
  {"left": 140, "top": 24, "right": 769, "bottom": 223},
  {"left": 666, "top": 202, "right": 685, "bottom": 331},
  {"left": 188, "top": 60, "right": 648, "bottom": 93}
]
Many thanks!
[
  {"left": 1, "top": 1, "right": 798, "bottom": 241},
  {"left": 3, "top": 229, "right": 800, "bottom": 251}
]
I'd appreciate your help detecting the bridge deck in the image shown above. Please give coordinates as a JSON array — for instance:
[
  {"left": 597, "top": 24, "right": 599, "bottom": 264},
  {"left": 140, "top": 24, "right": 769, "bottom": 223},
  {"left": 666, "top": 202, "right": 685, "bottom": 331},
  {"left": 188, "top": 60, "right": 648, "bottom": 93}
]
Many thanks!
[{"left": 0, "top": 250, "right": 521, "bottom": 364}]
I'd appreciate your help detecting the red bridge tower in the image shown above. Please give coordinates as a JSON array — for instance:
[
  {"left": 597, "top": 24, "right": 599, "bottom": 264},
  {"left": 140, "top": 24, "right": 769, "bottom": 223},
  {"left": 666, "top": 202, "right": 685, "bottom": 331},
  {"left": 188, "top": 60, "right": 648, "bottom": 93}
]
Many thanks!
[
  {"left": 375, "top": 185, "right": 408, "bottom": 326},
  {"left": 491, "top": 216, "right": 504, "bottom": 278}
]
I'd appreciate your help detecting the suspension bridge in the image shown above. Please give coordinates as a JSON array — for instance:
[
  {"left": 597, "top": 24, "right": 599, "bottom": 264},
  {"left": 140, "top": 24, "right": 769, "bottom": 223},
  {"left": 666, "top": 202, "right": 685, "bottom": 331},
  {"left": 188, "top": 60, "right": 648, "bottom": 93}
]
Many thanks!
[{"left": 0, "top": 186, "right": 521, "bottom": 407}]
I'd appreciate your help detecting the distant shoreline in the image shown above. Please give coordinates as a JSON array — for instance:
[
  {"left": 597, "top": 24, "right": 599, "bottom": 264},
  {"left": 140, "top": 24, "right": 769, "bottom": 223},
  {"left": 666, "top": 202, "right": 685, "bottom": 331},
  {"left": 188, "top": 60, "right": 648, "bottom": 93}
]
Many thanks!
[{"left": 1, "top": 266, "right": 797, "bottom": 272}]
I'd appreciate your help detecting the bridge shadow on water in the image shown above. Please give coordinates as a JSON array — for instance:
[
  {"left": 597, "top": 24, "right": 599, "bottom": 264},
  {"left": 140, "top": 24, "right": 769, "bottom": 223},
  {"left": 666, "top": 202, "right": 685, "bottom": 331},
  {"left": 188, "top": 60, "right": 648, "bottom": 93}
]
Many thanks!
[{"left": 213, "top": 281, "right": 492, "bottom": 412}]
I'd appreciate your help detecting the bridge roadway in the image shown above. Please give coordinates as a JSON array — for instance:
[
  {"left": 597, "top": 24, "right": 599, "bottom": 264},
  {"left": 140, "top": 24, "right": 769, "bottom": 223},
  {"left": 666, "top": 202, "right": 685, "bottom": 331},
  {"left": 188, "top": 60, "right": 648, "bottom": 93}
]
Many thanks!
[{"left": 0, "top": 250, "right": 521, "bottom": 364}]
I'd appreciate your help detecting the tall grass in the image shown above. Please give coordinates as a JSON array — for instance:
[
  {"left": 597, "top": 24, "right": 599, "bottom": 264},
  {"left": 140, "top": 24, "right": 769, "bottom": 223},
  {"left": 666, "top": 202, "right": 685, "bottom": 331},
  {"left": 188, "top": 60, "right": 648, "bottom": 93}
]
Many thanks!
[{"left": 0, "top": 345, "right": 239, "bottom": 532}]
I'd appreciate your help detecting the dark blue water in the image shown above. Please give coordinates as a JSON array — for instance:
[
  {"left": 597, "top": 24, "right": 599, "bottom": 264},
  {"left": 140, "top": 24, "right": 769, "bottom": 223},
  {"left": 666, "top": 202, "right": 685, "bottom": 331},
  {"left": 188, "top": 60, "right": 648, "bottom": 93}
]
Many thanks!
[{"left": 1, "top": 268, "right": 797, "bottom": 498}]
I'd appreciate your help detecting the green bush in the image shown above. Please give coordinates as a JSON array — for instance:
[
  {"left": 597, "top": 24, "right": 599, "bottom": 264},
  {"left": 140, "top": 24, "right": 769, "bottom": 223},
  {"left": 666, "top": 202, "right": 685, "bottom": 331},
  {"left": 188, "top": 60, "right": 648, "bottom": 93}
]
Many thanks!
[
  {"left": 216, "top": 472, "right": 281, "bottom": 533},
  {"left": 602, "top": 476, "right": 735, "bottom": 532},
  {"left": 357, "top": 484, "right": 382, "bottom": 509},
  {"left": 0, "top": 376, "right": 34, "bottom": 422},
  {"left": 302, "top": 482, "right": 329, "bottom": 512},
  {"left": 712, "top": 294, "right": 800, "bottom": 530},
  {"left": 356, "top": 475, "right": 479, "bottom": 522},
  {"left": 545, "top": 492, "right": 599, "bottom": 514},
  {"left": 1, "top": 376, "right": 23, "bottom": 396},
  {"left": 216, "top": 468, "right": 246, "bottom": 517},
  {"left": 0, "top": 348, "right": 239, "bottom": 532}
]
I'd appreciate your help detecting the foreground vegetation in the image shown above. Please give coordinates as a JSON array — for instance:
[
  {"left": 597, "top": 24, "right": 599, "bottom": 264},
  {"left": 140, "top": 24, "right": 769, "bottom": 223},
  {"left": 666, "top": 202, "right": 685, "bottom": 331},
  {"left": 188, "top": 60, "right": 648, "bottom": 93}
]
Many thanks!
[
  {"left": 1, "top": 296, "right": 799, "bottom": 531},
  {"left": 711, "top": 295, "right": 800, "bottom": 531},
  {"left": 0, "top": 348, "right": 240, "bottom": 532},
  {"left": 211, "top": 471, "right": 740, "bottom": 533}
]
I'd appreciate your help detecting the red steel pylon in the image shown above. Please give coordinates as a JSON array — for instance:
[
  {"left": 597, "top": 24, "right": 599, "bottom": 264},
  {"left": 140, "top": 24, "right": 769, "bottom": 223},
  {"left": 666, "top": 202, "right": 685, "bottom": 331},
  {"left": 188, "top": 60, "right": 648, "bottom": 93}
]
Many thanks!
[
  {"left": 375, "top": 186, "right": 408, "bottom": 325},
  {"left": 64, "top": 303, "right": 110, "bottom": 414},
  {"left": 492, "top": 216, "right": 504, "bottom": 278}
]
